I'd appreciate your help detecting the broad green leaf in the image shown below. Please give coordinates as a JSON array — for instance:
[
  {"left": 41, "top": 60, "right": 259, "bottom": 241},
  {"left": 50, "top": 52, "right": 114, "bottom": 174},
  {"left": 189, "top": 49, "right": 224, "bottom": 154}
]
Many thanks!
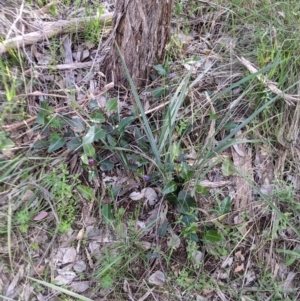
[
  {"left": 77, "top": 185, "right": 94, "bottom": 201},
  {"left": 157, "top": 220, "right": 168, "bottom": 237},
  {"left": 36, "top": 102, "right": 53, "bottom": 125},
  {"left": 33, "top": 138, "right": 49, "bottom": 149},
  {"left": 48, "top": 133, "right": 65, "bottom": 153},
  {"left": 90, "top": 111, "right": 105, "bottom": 123},
  {"left": 222, "top": 158, "right": 235, "bottom": 176},
  {"left": 204, "top": 229, "right": 222, "bottom": 242},
  {"left": 0, "top": 136, "right": 15, "bottom": 151},
  {"left": 188, "top": 232, "right": 199, "bottom": 242},
  {"left": 83, "top": 125, "right": 107, "bottom": 145},
  {"left": 107, "top": 134, "right": 117, "bottom": 146},
  {"left": 100, "top": 159, "right": 114, "bottom": 171},
  {"left": 181, "top": 214, "right": 198, "bottom": 227},
  {"left": 65, "top": 117, "right": 86, "bottom": 132},
  {"left": 286, "top": 256, "right": 296, "bottom": 267},
  {"left": 106, "top": 98, "right": 118, "bottom": 111},
  {"left": 165, "top": 193, "right": 179, "bottom": 206},
  {"left": 101, "top": 204, "right": 112, "bottom": 224},
  {"left": 81, "top": 153, "right": 89, "bottom": 165},
  {"left": 82, "top": 125, "right": 96, "bottom": 145},
  {"left": 118, "top": 116, "right": 135, "bottom": 133},
  {"left": 177, "top": 190, "right": 197, "bottom": 213},
  {"left": 224, "top": 121, "right": 238, "bottom": 130},
  {"left": 219, "top": 196, "right": 231, "bottom": 215},
  {"left": 66, "top": 137, "right": 82, "bottom": 151},
  {"left": 162, "top": 181, "right": 178, "bottom": 194},
  {"left": 94, "top": 126, "right": 107, "bottom": 140},
  {"left": 151, "top": 87, "right": 169, "bottom": 98},
  {"left": 83, "top": 143, "right": 95, "bottom": 158},
  {"left": 88, "top": 98, "right": 99, "bottom": 111},
  {"left": 153, "top": 64, "right": 169, "bottom": 76}
]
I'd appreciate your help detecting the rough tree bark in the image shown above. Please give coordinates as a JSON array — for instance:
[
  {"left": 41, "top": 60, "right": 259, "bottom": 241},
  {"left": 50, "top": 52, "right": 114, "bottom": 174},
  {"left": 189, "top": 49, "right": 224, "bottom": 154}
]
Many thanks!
[{"left": 103, "top": 0, "right": 174, "bottom": 88}]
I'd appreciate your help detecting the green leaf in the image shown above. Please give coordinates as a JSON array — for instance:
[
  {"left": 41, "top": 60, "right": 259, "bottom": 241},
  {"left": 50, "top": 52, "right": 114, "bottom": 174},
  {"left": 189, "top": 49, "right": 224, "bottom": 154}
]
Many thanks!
[
  {"left": 100, "top": 159, "right": 114, "bottom": 171},
  {"left": 222, "top": 158, "right": 235, "bottom": 176},
  {"left": 177, "top": 190, "right": 197, "bottom": 213},
  {"left": 36, "top": 102, "right": 53, "bottom": 125},
  {"left": 81, "top": 153, "right": 89, "bottom": 165},
  {"left": 162, "top": 181, "right": 178, "bottom": 194},
  {"left": 33, "top": 138, "right": 49, "bottom": 149},
  {"left": 209, "top": 110, "right": 219, "bottom": 120},
  {"left": 181, "top": 214, "right": 198, "bottom": 227},
  {"left": 83, "top": 143, "right": 96, "bottom": 158},
  {"left": 106, "top": 98, "right": 118, "bottom": 111},
  {"left": 153, "top": 64, "right": 169, "bottom": 76},
  {"left": 219, "top": 196, "right": 231, "bottom": 215},
  {"left": 0, "top": 136, "right": 15, "bottom": 151},
  {"left": 101, "top": 204, "right": 112, "bottom": 224},
  {"left": 48, "top": 133, "right": 65, "bottom": 153},
  {"left": 188, "top": 232, "right": 199, "bottom": 242},
  {"left": 195, "top": 185, "right": 208, "bottom": 196},
  {"left": 66, "top": 117, "right": 86, "bottom": 132},
  {"left": 118, "top": 116, "right": 135, "bottom": 133},
  {"left": 83, "top": 125, "right": 107, "bottom": 145},
  {"left": 184, "top": 57, "right": 201, "bottom": 64},
  {"left": 88, "top": 98, "right": 99, "bottom": 111},
  {"left": 204, "top": 229, "right": 222, "bottom": 242},
  {"left": 66, "top": 137, "right": 82, "bottom": 151},
  {"left": 151, "top": 87, "right": 169, "bottom": 98},
  {"left": 90, "top": 111, "right": 105, "bottom": 123},
  {"left": 77, "top": 185, "right": 95, "bottom": 201},
  {"left": 107, "top": 134, "right": 117, "bottom": 146},
  {"left": 94, "top": 126, "right": 107, "bottom": 140},
  {"left": 157, "top": 220, "right": 168, "bottom": 237},
  {"left": 82, "top": 126, "right": 96, "bottom": 145},
  {"left": 224, "top": 121, "right": 238, "bottom": 130}
]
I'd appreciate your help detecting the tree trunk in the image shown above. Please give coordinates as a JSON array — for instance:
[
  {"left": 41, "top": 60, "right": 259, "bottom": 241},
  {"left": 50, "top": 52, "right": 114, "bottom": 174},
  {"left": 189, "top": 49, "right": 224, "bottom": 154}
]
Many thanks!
[{"left": 103, "top": 0, "right": 174, "bottom": 88}]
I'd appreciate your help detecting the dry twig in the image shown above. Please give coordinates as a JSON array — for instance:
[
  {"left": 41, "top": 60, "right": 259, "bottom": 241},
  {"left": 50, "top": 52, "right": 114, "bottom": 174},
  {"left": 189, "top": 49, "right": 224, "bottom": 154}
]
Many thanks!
[{"left": 0, "top": 13, "right": 113, "bottom": 55}]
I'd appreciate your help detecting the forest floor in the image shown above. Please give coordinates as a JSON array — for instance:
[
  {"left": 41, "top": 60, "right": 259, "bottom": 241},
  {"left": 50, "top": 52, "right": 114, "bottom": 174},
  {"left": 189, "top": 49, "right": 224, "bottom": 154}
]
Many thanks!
[{"left": 0, "top": 0, "right": 300, "bottom": 300}]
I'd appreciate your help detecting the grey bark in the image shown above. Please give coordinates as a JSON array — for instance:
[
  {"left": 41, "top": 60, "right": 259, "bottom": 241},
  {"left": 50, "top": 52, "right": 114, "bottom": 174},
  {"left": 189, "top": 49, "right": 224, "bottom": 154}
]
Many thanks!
[{"left": 103, "top": 0, "right": 174, "bottom": 88}]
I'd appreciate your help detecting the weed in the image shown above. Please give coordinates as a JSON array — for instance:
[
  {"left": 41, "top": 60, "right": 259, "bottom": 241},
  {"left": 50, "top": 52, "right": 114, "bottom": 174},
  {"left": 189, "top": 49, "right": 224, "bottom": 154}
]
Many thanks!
[{"left": 43, "top": 163, "right": 80, "bottom": 233}]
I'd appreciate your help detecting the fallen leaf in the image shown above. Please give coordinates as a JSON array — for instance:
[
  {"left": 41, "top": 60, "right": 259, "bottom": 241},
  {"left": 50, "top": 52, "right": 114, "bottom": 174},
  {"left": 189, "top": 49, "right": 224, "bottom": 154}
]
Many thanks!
[
  {"left": 54, "top": 272, "right": 76, "bottom": 285},
  {"left": 221, "top": 257, "right": 233, "bottom": 268},
  {"left": 234, "top": 263, "right": 244, "bottom": 273},
  {"left": 129, "top": 191, "right": 144, "bottom": 201},
  {"left": 235, "top": 250, "right": 245, "bottom": 261},
  {"left": 69, "top": 281, "right": 90, "bottom": 293},
  {"left": 22, "top": 190, "right": 34, "bottom": 202},
  {"left": 148, "top": 270, "right": 165, "bottom": 287},
  {"left": 167, "top": 233, "right": 180, "bottom": 249},
  {"left": 33, "top": 211, "right": 48, "bottom": 221},
  {"left": 62, "top": 247, "right": 77, "bottom": 264},
  {"left": 73, "top": 260, "right": 86, "bottom": 272},
  {"left": 76, "top": 228, "right": 85, "bottom": 240},
  {"left": 142, "top": 187, "right": 158, "bottom": 205},
  {"left": 190, "top": 250, "right": 203, "bottom": 269}
]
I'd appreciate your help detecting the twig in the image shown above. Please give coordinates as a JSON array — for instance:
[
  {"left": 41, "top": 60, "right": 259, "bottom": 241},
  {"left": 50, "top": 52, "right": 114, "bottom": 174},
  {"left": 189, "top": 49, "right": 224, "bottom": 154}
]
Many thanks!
[
  {"left": 0, "top": 13, "right": 113, "bottom": 55},
  {"left": 236, "top": 56, "right": 300, "bottom": 105}
]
